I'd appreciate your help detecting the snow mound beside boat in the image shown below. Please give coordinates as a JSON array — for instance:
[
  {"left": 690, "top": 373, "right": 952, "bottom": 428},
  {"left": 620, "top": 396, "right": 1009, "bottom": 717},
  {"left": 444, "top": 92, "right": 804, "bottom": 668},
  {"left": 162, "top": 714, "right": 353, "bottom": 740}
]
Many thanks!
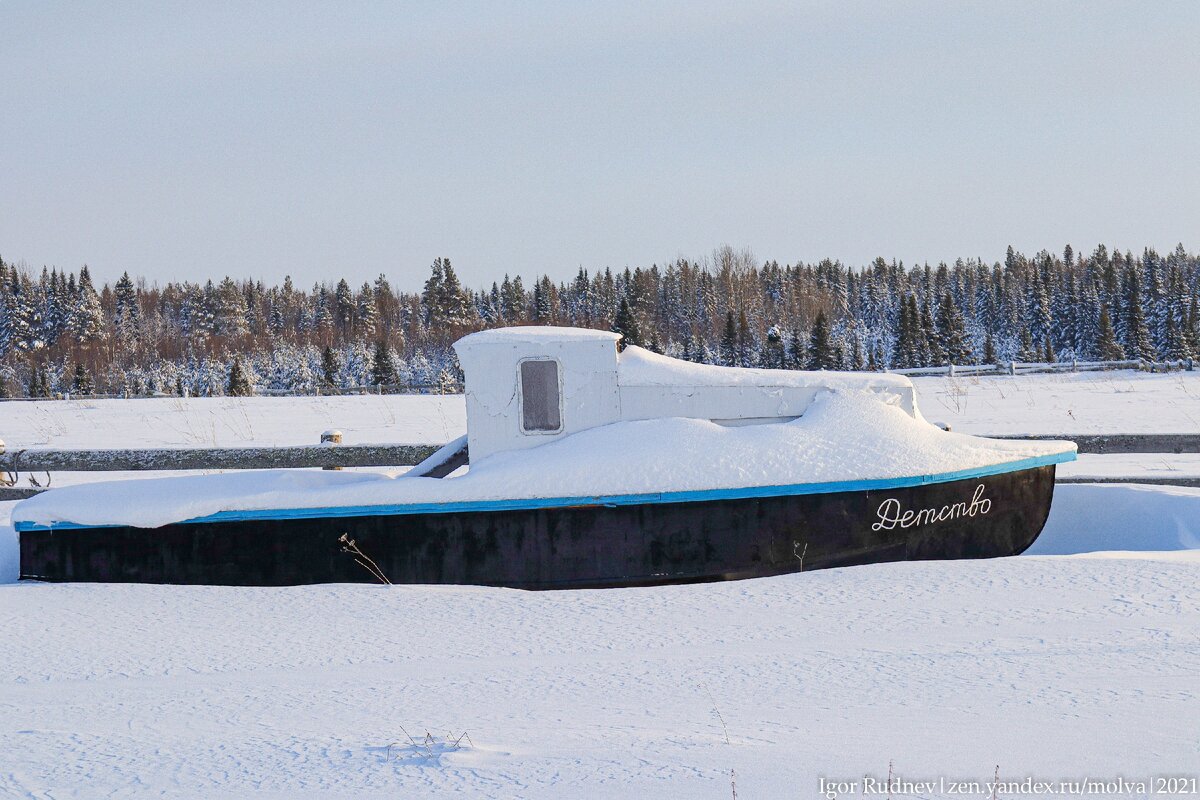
[{"left": 13, "top": 389, "right": 1075, "bottom": 530}]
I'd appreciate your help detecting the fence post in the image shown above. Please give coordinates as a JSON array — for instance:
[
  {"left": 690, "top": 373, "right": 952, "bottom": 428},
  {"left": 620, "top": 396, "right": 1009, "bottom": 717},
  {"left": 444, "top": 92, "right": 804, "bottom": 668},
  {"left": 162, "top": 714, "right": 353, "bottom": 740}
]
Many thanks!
[
  {"left": 948, "top": 363, "right": 955, "bottom": 377},
  {"left": 321, "top": 430, "right": 343, "bottom": 470},
  {"left": 1009, "top": 361, "right": 1017, "bottom": 375}
]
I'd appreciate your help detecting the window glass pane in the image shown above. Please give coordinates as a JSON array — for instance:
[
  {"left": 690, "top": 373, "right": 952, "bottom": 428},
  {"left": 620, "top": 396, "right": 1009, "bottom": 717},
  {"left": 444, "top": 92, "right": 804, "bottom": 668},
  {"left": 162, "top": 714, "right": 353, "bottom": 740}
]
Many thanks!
[{"left": 520, "top": 360, "right": 561, "bottom": 432}]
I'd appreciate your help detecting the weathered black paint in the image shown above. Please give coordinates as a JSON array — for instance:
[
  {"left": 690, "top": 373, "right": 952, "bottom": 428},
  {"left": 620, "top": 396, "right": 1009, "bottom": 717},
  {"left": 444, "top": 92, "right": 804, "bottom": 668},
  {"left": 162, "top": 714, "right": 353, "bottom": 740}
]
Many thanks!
[{"left": 20, "top": 466, "right": 1057, "bottom": 588}]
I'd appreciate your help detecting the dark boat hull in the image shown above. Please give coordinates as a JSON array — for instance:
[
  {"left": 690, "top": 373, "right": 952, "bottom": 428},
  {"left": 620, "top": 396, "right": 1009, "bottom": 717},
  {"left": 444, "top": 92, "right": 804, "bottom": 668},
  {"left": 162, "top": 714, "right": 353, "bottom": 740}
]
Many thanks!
[{"left": 19, "top": 465, "right": 1057, "bottom": 588}]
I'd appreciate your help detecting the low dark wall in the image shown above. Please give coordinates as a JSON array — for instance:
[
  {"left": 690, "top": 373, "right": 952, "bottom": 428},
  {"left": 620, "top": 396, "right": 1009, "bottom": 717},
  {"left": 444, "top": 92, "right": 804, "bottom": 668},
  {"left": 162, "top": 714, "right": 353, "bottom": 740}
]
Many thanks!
[{"left": 1, "top": 443, "right": 439, "bottom": 472}]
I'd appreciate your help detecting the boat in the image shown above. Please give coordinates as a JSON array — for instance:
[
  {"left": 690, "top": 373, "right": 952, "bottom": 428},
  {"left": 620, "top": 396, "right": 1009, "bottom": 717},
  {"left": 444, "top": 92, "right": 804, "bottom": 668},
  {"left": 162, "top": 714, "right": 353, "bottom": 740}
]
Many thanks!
[{"left": 14, "top": 326, "right": 1076, "bottom": 588}]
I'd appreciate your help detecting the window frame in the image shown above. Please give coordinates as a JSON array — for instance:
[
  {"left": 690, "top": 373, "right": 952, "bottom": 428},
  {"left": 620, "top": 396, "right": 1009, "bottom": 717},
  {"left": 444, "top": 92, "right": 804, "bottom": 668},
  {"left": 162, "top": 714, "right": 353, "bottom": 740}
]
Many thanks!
[{"left": 517, "top": 356, "right": 565, "bottom": 435}]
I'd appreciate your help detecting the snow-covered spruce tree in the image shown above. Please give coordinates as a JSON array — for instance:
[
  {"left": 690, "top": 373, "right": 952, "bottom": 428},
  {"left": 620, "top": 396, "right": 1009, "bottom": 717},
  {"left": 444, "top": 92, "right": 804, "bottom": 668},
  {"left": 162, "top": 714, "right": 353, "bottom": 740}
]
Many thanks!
[
  {"left": 983, "top": 332, "right": 998, "bottom": 365},
  {"left": 439, "top": 259, "right": 472, "bottom": 327},
  {"left": 371, "top": 340, "right": 398, "bottom": 387},
  {"left": 612, "top": 297, "right": 641, "bottom": 351},
  {"left": 920, "top": 297, "right": 941, "bottom": 366},
  {"left": 1123, "top": 263, "right": 1154, "bottom": 361},
  {"left": 35, "top": 363, "right": 54, "bottom": 397},
  {"left": 1095, "top": 307, "right": 1125, "bottom": 361},
  {"left": 936, "top": 292, "right": 972, "bottom": 365},
  {"left": 334, "top": 278, "right": 354, "bottom": 338},
  {"left": 735, "top": 310, "right": 756, "bottom": 368},
  {"left": 72, "top": 362, "right": 93, "bottom": 395},
  {"left": 806, "top": 311, "right": 836, "bottom": 370},
  {"left": 244, "top": 281, "right": 263, "bottom": 334},
  {"left": 787, "top": 327, "right": 805, "bottom": 369},
  {"left": 677, "top": 330, "right": 695, "bottom": 363},
  {"left": 534, "top": 275, "right": 556, "bottom": 323},
  {"left": 321, "top": 346, "right": 339, "bottom": 389},
  {"left": 73, "top": 265, "right": 107, "bottom": 344},
  {"left": 1143, "top": 248, "right": 1167, "bottom": 354},
  {"left": 313, "top": 286, "right": 334, "bottom": 340},
  {"left": 0, "top": 272, "right": 13, "bottom": 359},
  {"left": 1074, "top": 279, "right": 1102, "bottom": 360},
  {"left": 1016, "top": 324, "right": 1039, "bottom": 362},
  {"left": 895, "top": 294, "right": 927, "bottom": 368},
  {"left": 113, "top": 272, "right": 141, "bottom": 346},
  {"left": 3, "top": 271, "right": 35, "bottom": 354},
  {"left": 214, "top": 276, "right": 249, "bottom": 339},
  {"left": 421, "top": 258, "right": 472, "bottom": 332},
  {"left": 226, "top": 358, "right": 253, "bottom": 397},
  {"left": 718, "top": 311, "right": 737, "bottom": 366},
  {"left": 40, "top": 268, "right": 66, "bottom": 348},
  {"left": 1051, "top": 273, "right": 1078, "bottom": 360},
  {"left": 1027, "top": 252, "right": 1053, "bottom": 347},
  {"left": 356, "top": 282, "right": 377, "bottom": 338},
  {"left": 341, "top": 341, "right": 373, "bottom": 386},
  {"left": 1183, "top": 295, "right": 1200, "bottom": 359},
  {"left": 849, "top": 330, "right": 866, "bottom": 371}
]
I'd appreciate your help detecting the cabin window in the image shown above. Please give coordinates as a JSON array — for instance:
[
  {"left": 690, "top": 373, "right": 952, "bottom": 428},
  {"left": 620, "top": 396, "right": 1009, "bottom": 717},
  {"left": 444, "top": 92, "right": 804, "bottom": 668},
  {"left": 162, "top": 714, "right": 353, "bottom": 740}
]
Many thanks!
[{"left": 519, "top": 358, "right": 563, "bottom": 433}]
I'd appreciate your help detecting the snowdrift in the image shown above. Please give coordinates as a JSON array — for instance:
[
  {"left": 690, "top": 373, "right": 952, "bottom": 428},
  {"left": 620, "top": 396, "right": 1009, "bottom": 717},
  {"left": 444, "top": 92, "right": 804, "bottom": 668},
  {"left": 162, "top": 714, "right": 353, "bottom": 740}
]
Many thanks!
[{"left": 1030, "top": 483, "right": 1200, "bottom": 554}]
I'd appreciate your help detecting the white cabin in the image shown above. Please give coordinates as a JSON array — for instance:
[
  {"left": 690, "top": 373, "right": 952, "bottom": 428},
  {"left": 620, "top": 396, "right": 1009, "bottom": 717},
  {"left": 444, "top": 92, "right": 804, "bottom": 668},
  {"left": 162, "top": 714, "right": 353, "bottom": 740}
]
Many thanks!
[{"left": 453, "top": 326, "right": 921, "bottom": 462}]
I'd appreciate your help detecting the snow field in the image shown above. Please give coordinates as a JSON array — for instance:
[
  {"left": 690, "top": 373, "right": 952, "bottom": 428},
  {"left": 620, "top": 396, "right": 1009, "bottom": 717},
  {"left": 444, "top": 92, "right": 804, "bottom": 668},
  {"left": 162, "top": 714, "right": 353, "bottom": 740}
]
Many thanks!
[
  {"left": 0, "top": 393, "right": 465, "bottom": 450},
  {"left": 0, "top": 552, "right": 1198, "bottom": 797},
  {"left": 910, "top": 368, "right": 1200, "bottom": 434}
]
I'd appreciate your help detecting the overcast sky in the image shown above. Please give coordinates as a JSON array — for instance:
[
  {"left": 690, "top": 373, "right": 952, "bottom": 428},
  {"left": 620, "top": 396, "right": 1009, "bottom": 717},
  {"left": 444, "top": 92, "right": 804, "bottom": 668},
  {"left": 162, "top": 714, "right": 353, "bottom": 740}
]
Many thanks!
[{"left": 2, "top": 1, "right": 1197, "bottom": 291}]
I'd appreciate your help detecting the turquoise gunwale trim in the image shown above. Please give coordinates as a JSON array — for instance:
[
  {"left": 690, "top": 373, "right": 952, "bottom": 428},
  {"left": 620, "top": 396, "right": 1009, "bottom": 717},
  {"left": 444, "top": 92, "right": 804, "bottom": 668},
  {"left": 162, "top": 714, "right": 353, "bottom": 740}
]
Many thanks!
[{"left": 14, "top": 450, "right": 1075, "bottom": 533}]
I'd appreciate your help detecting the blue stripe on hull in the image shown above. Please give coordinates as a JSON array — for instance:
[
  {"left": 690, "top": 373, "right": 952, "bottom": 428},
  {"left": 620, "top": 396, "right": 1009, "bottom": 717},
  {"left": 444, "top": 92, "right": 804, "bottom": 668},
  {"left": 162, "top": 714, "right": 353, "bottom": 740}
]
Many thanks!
[{"left": 14, "top": 450, "right": 1075, "bottom": 533}]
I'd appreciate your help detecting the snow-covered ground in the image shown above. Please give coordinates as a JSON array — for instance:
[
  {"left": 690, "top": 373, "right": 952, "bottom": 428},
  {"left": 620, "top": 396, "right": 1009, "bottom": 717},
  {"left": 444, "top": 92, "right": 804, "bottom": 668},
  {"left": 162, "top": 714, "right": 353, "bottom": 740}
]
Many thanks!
[
  {"left": 2, "top": 370, "right": 1200, "bottom": 796},
  {"left": 0, "top": 393, "right": 465, "bottom": 449},
  {"left": 911, "top": 368, "right": 1200, "bottom": 434},
  {"left": 1060, "top": 453, "right": 1200, "bottom": 481},
  {"left": 0, "top": 540, "right": 1197, "bottom": 798}
]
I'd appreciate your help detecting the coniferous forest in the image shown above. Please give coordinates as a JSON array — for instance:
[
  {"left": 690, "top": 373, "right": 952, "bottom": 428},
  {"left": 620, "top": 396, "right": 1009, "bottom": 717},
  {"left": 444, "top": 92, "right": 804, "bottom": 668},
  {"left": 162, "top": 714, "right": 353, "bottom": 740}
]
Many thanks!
[{"left": 0, "top": 243, "right": 1197, "bottom": 398}]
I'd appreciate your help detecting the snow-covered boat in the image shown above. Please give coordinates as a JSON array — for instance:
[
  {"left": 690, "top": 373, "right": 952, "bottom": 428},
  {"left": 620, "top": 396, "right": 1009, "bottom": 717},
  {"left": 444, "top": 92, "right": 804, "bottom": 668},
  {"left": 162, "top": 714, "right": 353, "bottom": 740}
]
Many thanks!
[{"left": 15, "top": 327, "right": 1076, "bottom": 587}]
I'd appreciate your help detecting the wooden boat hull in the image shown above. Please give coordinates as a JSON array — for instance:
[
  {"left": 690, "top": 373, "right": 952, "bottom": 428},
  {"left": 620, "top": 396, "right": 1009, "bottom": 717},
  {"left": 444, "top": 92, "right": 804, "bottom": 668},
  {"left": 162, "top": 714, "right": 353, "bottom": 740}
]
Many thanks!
[{"left": 18, "top": 464, "right": 1058, "bottom": 588}]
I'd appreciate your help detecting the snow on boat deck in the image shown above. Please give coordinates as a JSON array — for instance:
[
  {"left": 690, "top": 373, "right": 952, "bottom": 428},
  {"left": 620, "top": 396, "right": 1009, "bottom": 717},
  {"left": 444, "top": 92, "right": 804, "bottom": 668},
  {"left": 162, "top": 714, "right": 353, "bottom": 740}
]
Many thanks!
[
  {"left": 617, "top": 344, "right": 912, "bottom": 390},
  {"left": 12, "top": 390, "right": 1074, "bottom": 530}
]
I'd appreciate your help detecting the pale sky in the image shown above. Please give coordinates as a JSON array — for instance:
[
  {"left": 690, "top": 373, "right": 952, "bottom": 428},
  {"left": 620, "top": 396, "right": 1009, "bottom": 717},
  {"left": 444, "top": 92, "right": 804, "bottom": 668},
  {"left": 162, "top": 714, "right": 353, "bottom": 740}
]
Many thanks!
[{"left": 2, "top": 1, "right": 1197, "bottom": 291}]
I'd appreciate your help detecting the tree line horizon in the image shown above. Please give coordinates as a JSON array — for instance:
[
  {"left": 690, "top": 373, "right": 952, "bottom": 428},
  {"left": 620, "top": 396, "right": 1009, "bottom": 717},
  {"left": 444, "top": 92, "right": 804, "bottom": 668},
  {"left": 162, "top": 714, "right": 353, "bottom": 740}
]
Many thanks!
[{"left": 0, "top": 242, "right": 1197, "bottom": 397}]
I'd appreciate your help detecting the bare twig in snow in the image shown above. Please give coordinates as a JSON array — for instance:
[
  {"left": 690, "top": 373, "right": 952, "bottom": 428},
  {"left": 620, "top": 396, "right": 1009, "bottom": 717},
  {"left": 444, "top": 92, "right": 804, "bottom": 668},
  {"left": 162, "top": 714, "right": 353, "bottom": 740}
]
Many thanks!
[
  {"left": 339, "top": 533, "right": 391, "bottom": 584},
  {"left": 794, "top": 541, "right": 808, "bottom": 571}
]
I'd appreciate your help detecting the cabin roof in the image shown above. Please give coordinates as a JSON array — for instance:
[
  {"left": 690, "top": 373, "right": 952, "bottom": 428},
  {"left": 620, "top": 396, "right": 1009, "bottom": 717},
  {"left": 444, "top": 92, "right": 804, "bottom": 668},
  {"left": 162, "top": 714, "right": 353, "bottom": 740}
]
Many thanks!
[{"left": 456, "top": 326, "right": 621, "bottom": 348}]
